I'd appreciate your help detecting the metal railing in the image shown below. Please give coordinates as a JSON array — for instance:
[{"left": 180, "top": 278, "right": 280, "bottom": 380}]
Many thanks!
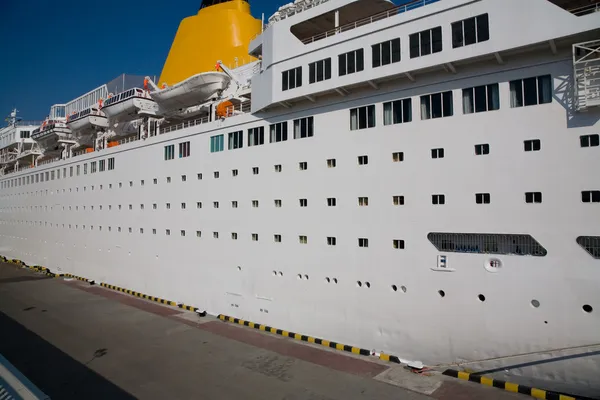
[
  {"left": 568, "top": 2, "right": 600, "bottom": 16},
  {"left": 301, "top": 0, "right": 441, "bottom": 44},
  {"left": 159, "top": 101, "right": 251, "bottom": 135}
]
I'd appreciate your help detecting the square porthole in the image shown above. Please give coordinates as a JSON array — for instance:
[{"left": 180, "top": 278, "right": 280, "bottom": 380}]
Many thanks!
[
  {"left": 253, "top": 167, "right": 259, "bottom": 175},
  {"left": 197, "top": 173, "right": 203, "bottom": 180},
  {"left": 196, "top": 231, "right": 201, "bottom": 238},
  {"left": 327, "top": 159, "right": 336, "bottom": 168},
  {"left": 274, "top": 164, "right": 282, "bottom": 172},
  {"left": 274, "top": 234, "right": 282, "bottom": 243},
  {"left": 181, "top": 175, "right": 187, "bottom": 182},
  {"left": 393, "top": 239, "right": 405, "bottom": 249},
  {"left": 167, "top": 177, "right": 171, "bottom": 183},
  {"left": 231, "top": 232, "right": 238, "bottom": 240},
  {"left": 393, "top": 195, "right": 405, "bottom": 205},
  {"left": 213, "top": 232, "right": 219, "bottom": 239},
  {"left": 232, "top": 169, "right": 238, "bottom": 177}
]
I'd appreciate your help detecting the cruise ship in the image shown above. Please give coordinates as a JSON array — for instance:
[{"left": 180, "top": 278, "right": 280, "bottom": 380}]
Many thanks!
[{"left": 1, "top": 0, "right": 600, "bottom": 396}]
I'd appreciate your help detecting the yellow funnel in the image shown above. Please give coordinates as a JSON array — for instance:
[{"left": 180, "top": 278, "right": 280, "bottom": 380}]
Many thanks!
[{"left": 159, "top": 0, "right": 262, "bottom": 86}]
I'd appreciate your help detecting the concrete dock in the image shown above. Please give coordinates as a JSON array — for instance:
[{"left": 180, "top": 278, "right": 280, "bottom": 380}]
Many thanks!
[{"left": 0, "top": 262, "right": 524, "bottom": 400}]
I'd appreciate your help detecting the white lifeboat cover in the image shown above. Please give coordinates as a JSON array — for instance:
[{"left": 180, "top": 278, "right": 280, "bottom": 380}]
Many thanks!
[{"left": 151, "top": 71, "right": 231, "bottom": 112}]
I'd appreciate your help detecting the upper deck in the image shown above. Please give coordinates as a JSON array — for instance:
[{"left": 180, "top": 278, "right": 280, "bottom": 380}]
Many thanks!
[{"left": 248, "top": 0, "right": 600, "bottom": 112}]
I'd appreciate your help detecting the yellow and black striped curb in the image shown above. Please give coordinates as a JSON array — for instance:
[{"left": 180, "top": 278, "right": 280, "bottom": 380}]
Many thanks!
[
  {"left": 218, "top": 314, "right": 372, "bottom": 356},
  {"left": 63, "top": 273, "right": 91, "bottom": 283},
  {"left": 442, "top": 369, "right": 579, "bottom": 400},
  {"left": 100, "top": 283, "right": 178, "bottom": 306},
  {"left": 379, "top": 353, "right": 403, "bottom": 364}
]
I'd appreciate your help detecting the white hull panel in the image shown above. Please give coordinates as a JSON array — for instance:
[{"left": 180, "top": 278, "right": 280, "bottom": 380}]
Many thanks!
[{"left": 151, "top": 72, "right": 230, "bottom": 113}]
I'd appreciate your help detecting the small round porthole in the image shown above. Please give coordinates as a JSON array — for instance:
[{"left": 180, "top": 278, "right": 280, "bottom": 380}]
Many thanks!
[
  {"left": 485, "top": 258, "right": 502, "bottom": 273},
  {"left": 583, "top": 304, "right": 593, "bottom": 313},
  {"left": 392, "top": 285, "right": 398, "bottom": 292},
  {"left": 531, "top": 299, "right": 540, "bottom": 308},
  {"left": 438, "top": 290, "right": 446, "bottom": 298},
  {"left": 478, "top": 294, "right": 486, "bottom": 302}
]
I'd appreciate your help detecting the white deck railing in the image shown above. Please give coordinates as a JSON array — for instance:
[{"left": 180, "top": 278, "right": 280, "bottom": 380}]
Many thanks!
[{"left": 301, "top": 0, "right": 441, "bottom": 44}]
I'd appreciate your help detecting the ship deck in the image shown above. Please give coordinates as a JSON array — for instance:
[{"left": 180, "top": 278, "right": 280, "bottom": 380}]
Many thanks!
[{"left": 0, "top": 263, "right": 525, "bottom": 400}]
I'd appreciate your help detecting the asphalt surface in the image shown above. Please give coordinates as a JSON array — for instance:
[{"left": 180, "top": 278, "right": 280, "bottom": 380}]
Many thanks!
[{"left": 0, "top": 263, "right": 523, "bottom": 400}]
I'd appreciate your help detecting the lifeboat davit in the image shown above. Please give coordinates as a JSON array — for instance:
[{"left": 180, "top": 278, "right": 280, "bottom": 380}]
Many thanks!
[
  {"left": 101, "top": 88, "right": 159, "bottom": 123},
  {"left": 150, "top": 71, "right": 231, "bottom": 114}
]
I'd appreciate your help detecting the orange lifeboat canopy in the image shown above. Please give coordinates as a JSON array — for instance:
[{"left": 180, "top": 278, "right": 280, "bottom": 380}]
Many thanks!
[{"left": 216, "top": 100, "right": 234, "bottom": 118}]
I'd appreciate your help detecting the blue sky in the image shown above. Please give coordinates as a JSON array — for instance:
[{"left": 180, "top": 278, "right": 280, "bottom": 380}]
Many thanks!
[{"left": 0, "top": 0, "right": 286, "bottom": 120}]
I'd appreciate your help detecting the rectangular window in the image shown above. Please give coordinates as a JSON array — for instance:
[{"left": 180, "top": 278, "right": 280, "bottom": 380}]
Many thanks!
[
  {"left": 452, "top": 14, "right": 489, "bottom": 48},
  {"left": 358, "top": 238, "right": 369, "bottom": 248},
  {"left": 358, "top": 155, "right": 368, "bottom": 165},
  {"left": 252, "top": 200, "right": 259, "bottom": 208},
  {"left": 181, "top": 202, "right": 186, "bottom": 209},
  {"left": 525, "top": 192, "right": 542, "bottom": 203},
  {"left": 274, "top": 234, "right": 282, "bottom": 243},
  {"left": 475, "top": 143, "right": 489, "bottom": 155},
  {"left": 179, "top": 141, "right": 191, "bottom": 158},
  {"left": 164, "top": 144, "right": 175, "bottom": 160},
  {"left": 274, "top": 199, "right": 282, "bottom": 207},
  {"left": 327, "top": 159, "right": 336, "bottom": 168},
  {"left": 252, "top": 233, "right": 259, "bottom": 241},
  {"left": 299, "top": 235, "right": 308, "bottom": 244},
  {"left": 228, "top": 131, "right": 243, "bottom": 150},
  {"left": 231, "top": 201, "right": 238, "bottom": 208},
  {"left": 299, "top": 198, "right": 307, "bottom": 207},
  {"left": 462, "top": 83, "right": 499, "bottom": 114},
  {"left": 393, "top": 239, "right": 405, "bottom": 249},
  {"left": 372, "top": 38, "right": 401, "bottom": 68},
  {"left": 524, "top": 139, "right": 541, "bottom": 152},
  {"left": 214, "top": 232, "right": 219, "bottom": 239},
  {"left": 90, "top": 162, "right": 97, "bottom": 173},
  {"left": 282, "top": 66, "right": 302, "bottom": 91},
  {"left": 214, "top": 171, "right": 219, "bottom": 178},
  {"left": 581, "top": 190, "right": 600, "bottom": 203},
  {"left": 253, "top": 167, "right": 259, "bottom": 175},
  {"left": 476, "top": 193, "right": 491, "bottom": 204},
  {"left": 409, "top": 26, "right": 442, "bottom": 58},
  {"left": 358, "top": 197, "right": 369, "bottom": 206},
  {"left": 232, "top": 169, "right": 238, "bottom": 177},
  {"left": 393, "top": 152, "right": 404, "bottom": 162},
  {"left": 197, "top": 231, "right": 202, "bottom": 238},
  {"left": 510, "top": 75, "right": 552, "bottom": 107},
  {"left": 274, "top": 164, "right": 282, "bottom": 172},
  {"left": 99, "top": 159, "right": 105, "bottom": 172},
  {"left": 421, "top": 91, "right": 453, "bottom": 120},
  {"left": 383, "top": 98, "right": 412, "bottom": 125},
  {"left": 299, "top": 161, "right": 307, "bottom": 170},
  {"left": 70, "top": 166, "right": 73, "bottom": 177},
  {"left": 83, "top": 164, "right": 88, "bottom": 175},
  {"left": 431, "top": 148, "right": 445, "bottom": 159},
  {"left": 213, "top": 201, "right": 219, "bottom": 208},
  {"left": 197, "top": 202, "right": 203, "bottom": 209},
  {"left": 309, "top": 58, "right": 332, "bottom": 84},
  {"left": 210, "top": 135, "right": 224, "bottom": 153},
  {"left": 338, "top": 49, "right": 364, "bottom": 76},
  {"left": 350, "top": 105, "right": 376, "bottom": 130},
  {"left": 231, "top": 232, "right": 238, "bottom": 240},
  {"left": 393, "top": 195, "right": 405, "bottom": 205},
  {"left": 293, "top": 116, "right": 314, "bottom": 139},
  {"left": 327, "top": 198, "right": 336, "bottom": 207},
  {"left": 248, "top": 127, "right": 265, "bottom": 146},
  {"left": 580, "top": 134, "right": 600, "bottom": 147},
  {"left": 108, "top": 158, "right": 115, "bottom": 170},
  {"left": 327, "top": 237, "right": 336, "bottom": 246},
  {"left": 270, "top": 122, "right": 288, "bottom": 143},
  {"left": 432, "top": 194, "right": 446, "bottom": 205}
]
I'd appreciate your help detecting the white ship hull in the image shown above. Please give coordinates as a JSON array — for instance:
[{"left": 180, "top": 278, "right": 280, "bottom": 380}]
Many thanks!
[
  {"left": 2, "top": 0, "right": 600, "bottom": 397},
  {"left": 151, "top": 72, "right": 231, "bottom": 113}
]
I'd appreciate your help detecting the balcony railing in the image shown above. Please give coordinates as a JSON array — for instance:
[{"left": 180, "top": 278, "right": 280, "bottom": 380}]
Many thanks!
[{"left": 301, "top": 0, "right": 441, "bottom": 44}]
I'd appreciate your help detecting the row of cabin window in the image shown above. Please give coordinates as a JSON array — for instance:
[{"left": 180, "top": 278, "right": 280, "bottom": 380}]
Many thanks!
[
  {"left": 350, "top": 75, "right": 552, "bottom": 130},
  {"left": 164, "top": 141, "right": 191, "bottom": 160},
  {"left": 283, "top": 14, "right": 490, "bottom": 90},
  {"left": 3, "top": 131, "right": 598, "bottom": 191},
  {"left": 0, "top": 158, "right": 115, "bottom": 189},
  {"left": 12, "top": 189, "right": 600, "bottom": 215},
  {"left": 209, "top": 117, "right": 314, "bottom": 153}
]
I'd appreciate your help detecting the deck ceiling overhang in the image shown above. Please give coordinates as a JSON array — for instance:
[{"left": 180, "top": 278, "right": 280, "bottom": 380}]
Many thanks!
[{"left": 291, "top": 0, "right": 396, "bottom": 42}]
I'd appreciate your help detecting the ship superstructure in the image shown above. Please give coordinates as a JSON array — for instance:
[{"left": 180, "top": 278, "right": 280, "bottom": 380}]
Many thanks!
[{"left": 1, "top": 0, "right": 600, "bottom": 397}]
